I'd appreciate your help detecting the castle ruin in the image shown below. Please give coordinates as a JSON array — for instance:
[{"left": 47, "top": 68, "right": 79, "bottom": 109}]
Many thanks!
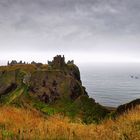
[
  {"left": 49, "top": 55, "right": 65, "bottom": 68},
  {"left": 7, "top": 60, "right": 26, "bottom": 66}
]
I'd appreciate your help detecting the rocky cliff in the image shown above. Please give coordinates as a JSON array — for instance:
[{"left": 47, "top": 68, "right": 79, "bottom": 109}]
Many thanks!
[{"left": 0, "top": 55, "right": 109, "bottom": 123}]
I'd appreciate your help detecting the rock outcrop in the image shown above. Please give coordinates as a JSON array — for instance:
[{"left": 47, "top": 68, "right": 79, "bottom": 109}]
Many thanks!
[
  {"left": 0, "top": 55, "right": 109, "bottom": 123},
  {"left": 116, "top": 99, "right": 140, "bottom": 115}
]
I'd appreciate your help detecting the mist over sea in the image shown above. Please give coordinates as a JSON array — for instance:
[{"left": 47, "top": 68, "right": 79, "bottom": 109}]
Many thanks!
[{"left": 79, "top": 63, "right": 140, "bottom": 107}]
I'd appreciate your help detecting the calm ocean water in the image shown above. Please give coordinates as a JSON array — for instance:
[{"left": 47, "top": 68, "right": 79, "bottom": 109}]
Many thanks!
[{"left": 79, "top": 63, "right": 140, "bottom": 107}]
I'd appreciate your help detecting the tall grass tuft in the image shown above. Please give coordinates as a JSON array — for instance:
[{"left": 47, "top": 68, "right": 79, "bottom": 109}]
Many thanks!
[{"left": 0, "top": 106, "right": 139, "bottom": 140}]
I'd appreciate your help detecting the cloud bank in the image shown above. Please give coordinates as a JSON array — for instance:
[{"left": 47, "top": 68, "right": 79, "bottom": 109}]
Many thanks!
[{"left": 0, "top": 0, "right": 140, "bottom": 63}]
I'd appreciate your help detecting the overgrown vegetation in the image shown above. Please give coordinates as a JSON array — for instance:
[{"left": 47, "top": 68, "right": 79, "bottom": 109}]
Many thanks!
[
  {"left": 33, "top": 100, "right": 57, "bottom": 115},
  {"left": 0, "top": 87, "right": 24, "bottom": 105},
  {"left": 0, "top": 106, "right": 139, "bottom": 140}
]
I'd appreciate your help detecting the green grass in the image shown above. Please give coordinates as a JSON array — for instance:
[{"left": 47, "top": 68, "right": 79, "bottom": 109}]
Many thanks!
[
  {"left": 0, "top": 87, "right": 24, "bottom": 105},
  {"left": 0, "top": 84, "right": 29, "bottom": 105},
  {"left": 33, "top": 101, "right": 58, "bottom": 115},
  {"left": 1, "top": 130, "right": 14, "bottom": 140}
]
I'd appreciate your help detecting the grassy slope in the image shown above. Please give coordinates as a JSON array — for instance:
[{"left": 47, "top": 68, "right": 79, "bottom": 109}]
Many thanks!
[
  {"left": 0, "top": 106, "right": 139, "bottom": 140},
  {"left": 1, "top": 87, "right": 25, "bottom": 105},
  {"left": 0, "top": 64, "right": 37, "bottom": 73}
]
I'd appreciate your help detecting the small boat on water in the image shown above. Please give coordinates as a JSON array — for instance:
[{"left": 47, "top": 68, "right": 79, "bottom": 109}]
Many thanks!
[
  {"left": 130, "top": 75, "right": 134, "bottom": 78},
  {"left": 135, "top": 76, "right": 139, "bottom": 79},
  {"left": 130, "top": 75, "right": 139, "bottom": 79}
]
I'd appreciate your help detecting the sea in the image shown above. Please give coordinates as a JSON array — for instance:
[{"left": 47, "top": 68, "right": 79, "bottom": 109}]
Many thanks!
[{"left": 79, "top": 63, "right": 140, "bottom": 107}]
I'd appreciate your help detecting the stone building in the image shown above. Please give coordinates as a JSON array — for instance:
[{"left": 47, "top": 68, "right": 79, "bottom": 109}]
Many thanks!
[
  {"left": 8, "top": 60, "right": 25, "bottom": 66},
  {"left": 67, "top": 60, "right": 74, "bottom": 64},
  {"left": 48, "top": 55, "right": 66, "bottom": 68},
  {"left": 8, "top": 60, "right": 18, "bottom": 66}
]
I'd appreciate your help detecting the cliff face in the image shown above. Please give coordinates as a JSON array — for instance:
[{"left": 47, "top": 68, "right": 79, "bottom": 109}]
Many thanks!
[
  {"left": 0, "top": 56, "right": 109, "bottom": 123},
  {"left": 0, "top": 60, "right": 85, "bottom": 102},
  {"left": 29, "top": 64, "right": 86, "bottom": 103}
]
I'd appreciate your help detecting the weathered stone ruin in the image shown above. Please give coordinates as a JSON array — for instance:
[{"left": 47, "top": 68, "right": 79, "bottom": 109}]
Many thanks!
[
  {"left": 8, "top": 55, "right": 74, "bottom": 69},
  {"left": 8, "top": 60, "right": 26, "bottom": 66},
  {"left": 48, "top": 55, "right": 66, "bottom": 69},
  {"left": 67, "top": 60, "right": 74, "bottom": 64}
]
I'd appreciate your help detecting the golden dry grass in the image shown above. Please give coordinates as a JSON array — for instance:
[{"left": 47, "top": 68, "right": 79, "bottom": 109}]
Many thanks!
[{"left": 0, "top": 106, "right": 140, "bottom": 140}]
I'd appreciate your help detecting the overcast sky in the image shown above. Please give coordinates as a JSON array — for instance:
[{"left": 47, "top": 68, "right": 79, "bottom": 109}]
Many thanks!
[{"left": 0, "top": 0, "right": 140, "bottom": 64}]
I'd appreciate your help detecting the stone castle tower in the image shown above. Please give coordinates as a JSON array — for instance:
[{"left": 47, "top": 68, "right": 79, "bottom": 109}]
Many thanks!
[{"left": 51, "top": 55, "right": 65, "bottom": 68}]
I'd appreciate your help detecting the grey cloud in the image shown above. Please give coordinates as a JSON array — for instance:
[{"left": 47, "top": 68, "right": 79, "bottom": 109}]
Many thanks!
[
  {"left": 0, "top": 0, "right": 140, "bottom": 54},
  {"left": 1, "top": 0, "right": 140, "bottom": 34}
]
